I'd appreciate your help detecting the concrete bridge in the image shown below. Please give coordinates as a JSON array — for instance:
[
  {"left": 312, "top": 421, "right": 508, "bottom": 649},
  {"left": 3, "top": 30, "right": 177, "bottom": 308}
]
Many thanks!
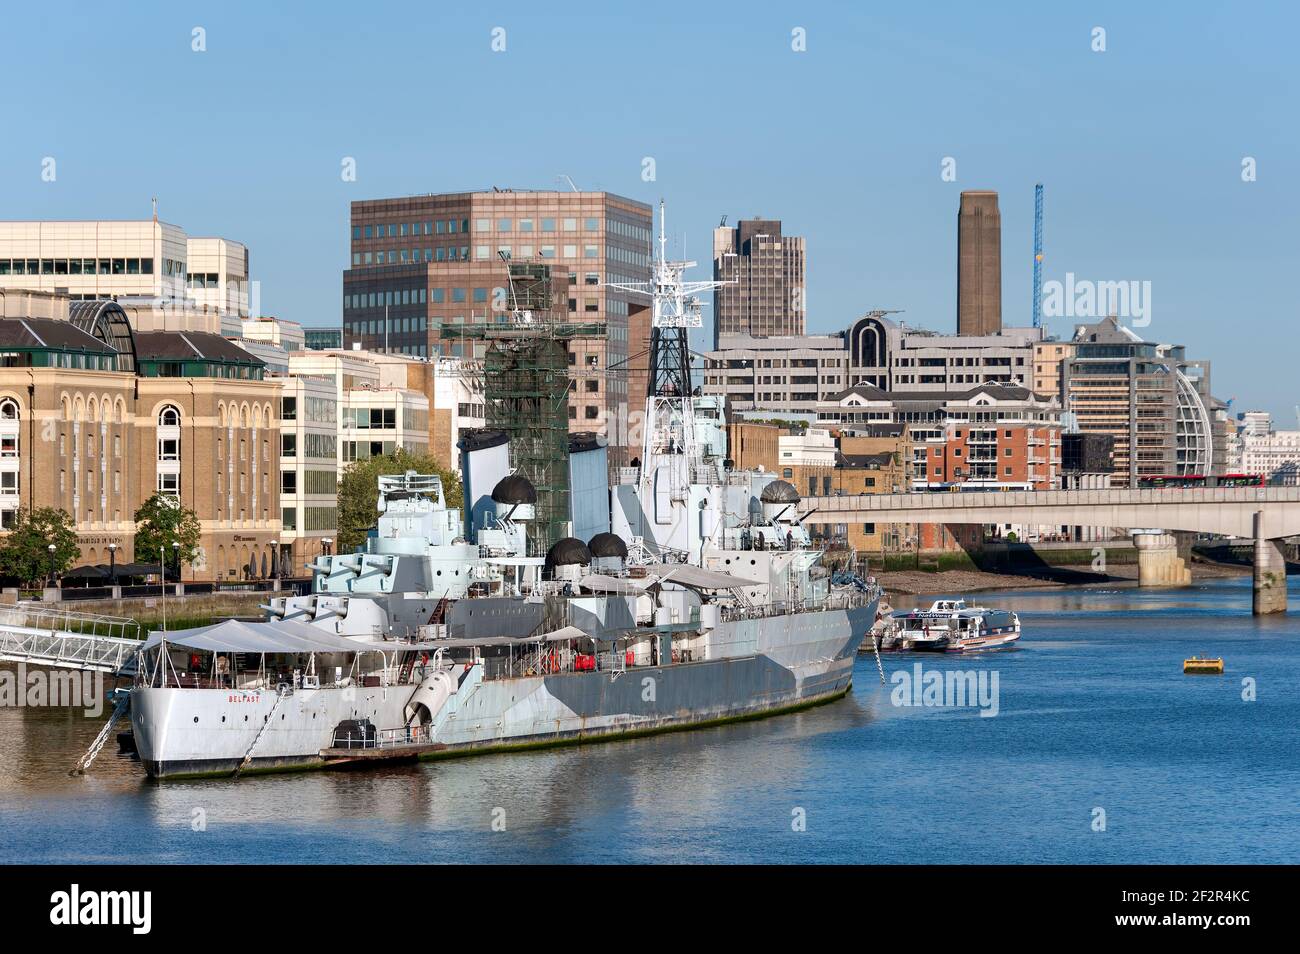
[{"left": 800, "top": 486, "right": 1300, "bottom": 614}]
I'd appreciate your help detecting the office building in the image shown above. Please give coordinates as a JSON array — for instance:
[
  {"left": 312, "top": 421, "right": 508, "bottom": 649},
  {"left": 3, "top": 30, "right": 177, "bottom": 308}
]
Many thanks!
[
  {"left": 704, "top": 314, "right": 1042, "bottom": 417},
  {"left": 185, "top": 237, "right": 251, "bottom": 316},
  {"left": 1062, "top": 317, "right": 1223, "bottom": 486},
  {"left": 1033, "top": 339, "right": 1075, "bottom": 403},
  {"left": 241, "top": 317, "right": 304, "bottom": 352},
  {"left": 304, "top": 327, "right": 343, "bottom": 350},
  {"left": 713, "top": 217, "right": 806, "bottom": 346},
  {"left": 1237, "top": 412, "right": 1300, "bottom": 482},
  {"left": 0, "top": 220, "right": 249, "bottom": 317},
  {"left": 341, "top": 190, "right": 653, "bottom": 466}
]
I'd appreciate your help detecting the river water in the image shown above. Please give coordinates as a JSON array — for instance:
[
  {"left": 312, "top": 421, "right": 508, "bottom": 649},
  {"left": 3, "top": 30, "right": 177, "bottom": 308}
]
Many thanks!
[{"left": 1, "top": 576, "right": 1296, "bottom": 864}]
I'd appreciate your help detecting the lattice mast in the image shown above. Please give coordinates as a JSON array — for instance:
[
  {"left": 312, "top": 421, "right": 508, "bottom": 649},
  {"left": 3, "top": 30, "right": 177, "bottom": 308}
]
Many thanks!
[
  {"left": 461, "top": 256, "right": 605, "bottom": 554},
  {"left": 606, "top": 200, "right": 728, "bottom": 472}
]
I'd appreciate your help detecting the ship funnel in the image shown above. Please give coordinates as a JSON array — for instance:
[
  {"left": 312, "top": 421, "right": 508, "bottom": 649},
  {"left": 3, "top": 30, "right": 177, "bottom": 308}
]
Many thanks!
[{"left": 460, "top": 429, "right": 511, "bottom": 532}]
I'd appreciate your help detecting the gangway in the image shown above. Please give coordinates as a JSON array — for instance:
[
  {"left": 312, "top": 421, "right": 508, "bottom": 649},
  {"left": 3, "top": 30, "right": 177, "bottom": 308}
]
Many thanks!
[{"left": 0, "top": 604, "right": 143, "bottom": 674}]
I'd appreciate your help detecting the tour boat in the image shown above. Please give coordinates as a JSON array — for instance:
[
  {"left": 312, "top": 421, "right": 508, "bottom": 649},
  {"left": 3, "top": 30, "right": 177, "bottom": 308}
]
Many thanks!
[{"left": 887, "top": 598, "right": 1021, "bottom": 652}]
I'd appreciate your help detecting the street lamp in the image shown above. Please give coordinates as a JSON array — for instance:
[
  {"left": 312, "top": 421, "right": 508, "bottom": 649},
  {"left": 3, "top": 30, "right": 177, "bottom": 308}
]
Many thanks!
[
  {"left": 46, "top": 543, "right": 56, "bottom": 587},
  {"left": 107, "top": 542, "right": 117, "bottom": 581},
  {"left": 160, "top": 540, "right": 179, "bottom": 633}
]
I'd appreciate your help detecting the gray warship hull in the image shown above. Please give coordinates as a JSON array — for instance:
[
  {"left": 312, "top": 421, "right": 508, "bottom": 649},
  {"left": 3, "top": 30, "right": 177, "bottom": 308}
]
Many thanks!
[{"left": 131, "top": 600, "right": 875, "bottom": 780}]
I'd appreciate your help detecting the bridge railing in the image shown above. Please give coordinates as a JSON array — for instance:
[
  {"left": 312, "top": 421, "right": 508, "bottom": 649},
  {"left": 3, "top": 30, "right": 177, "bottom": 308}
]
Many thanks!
[
  {"left": 0, "top": 626, "right": 143, "bottom": 674},
  {"left": 0, "top": 604, "right": 141, "bottom": 642}
]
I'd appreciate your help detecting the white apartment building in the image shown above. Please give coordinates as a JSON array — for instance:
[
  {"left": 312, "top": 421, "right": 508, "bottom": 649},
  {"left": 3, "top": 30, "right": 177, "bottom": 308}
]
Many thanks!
[
  {"left": 286, "top": 350, "right": 429, "bottom": 474},
  {"left": 272, "top": 373, "right": 339, "bottom": 572}
]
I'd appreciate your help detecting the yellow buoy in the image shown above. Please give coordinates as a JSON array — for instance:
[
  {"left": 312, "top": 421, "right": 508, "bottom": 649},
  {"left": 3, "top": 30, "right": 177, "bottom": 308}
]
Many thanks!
[{"left": 1183, "top": 656, "right": 1224, "bottom": 675}]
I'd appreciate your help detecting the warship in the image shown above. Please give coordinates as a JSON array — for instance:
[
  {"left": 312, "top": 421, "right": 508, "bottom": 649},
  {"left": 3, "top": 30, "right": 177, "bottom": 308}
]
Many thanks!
[{"left": 127, "top": 204, "right": 879, "bottom": 779}]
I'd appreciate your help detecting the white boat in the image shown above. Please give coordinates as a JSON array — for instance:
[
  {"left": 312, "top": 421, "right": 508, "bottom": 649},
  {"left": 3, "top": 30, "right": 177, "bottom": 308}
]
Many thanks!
[{"left": 887, "top": 598, "right": 1020, "bottom": 652}]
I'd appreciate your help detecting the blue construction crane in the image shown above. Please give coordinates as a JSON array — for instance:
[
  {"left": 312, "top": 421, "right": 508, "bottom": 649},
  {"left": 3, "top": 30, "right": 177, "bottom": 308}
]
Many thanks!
[{"left": 1032, "top": 183, "right": 1044, "bottom": 328}]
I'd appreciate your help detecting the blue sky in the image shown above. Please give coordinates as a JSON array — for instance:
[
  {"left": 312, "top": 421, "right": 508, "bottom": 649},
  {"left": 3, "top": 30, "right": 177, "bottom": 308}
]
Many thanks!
[{"left": 2, "top": 1, "right": 1296, "bottom": 418}]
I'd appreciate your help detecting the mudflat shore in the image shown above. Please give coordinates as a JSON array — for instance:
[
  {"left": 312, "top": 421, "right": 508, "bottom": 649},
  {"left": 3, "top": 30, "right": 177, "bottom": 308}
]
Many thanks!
[{"left": 875, "top": 560, "right": 1250, "bottom": 597}]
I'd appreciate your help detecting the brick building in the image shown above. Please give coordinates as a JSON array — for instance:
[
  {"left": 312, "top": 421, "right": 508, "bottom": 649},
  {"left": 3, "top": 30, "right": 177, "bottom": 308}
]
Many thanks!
[{"left": 0, "top": 295, "right": 282, "bottom": 579}]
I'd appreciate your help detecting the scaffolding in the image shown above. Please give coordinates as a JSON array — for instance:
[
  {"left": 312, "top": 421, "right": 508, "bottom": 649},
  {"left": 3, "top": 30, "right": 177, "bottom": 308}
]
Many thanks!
[{"left": 454, "top": 262, "right": 606, "bottom": 555}]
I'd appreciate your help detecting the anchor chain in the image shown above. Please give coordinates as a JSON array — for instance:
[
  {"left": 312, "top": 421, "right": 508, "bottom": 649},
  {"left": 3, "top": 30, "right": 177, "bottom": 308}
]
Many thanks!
[
  {"left": 70, "top": 692, "right": 130, "bottom": 776},
  {"left": 233, "top": 688, "right": 287, "bottom": 778}
]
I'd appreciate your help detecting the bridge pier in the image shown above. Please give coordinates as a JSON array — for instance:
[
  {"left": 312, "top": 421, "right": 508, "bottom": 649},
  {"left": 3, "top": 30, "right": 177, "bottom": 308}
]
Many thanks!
[
  {"left": 1133, "top": 531, "right": 1191, "bottom": 587},
  {"left": 1253, "top": 511, "right": 1287, "bottom": 615}
]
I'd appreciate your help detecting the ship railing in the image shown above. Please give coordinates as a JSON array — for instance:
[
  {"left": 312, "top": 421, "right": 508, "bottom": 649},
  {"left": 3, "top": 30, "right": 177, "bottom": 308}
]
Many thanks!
[
  {"left": 331, "top": 723, "right": 432, "bottom": 750},
  {"left": 481, "top": 644, "right": 637, "bottom": 681},
  {"left": 720, "top": 587, "right": 879, "bottom": 623}
]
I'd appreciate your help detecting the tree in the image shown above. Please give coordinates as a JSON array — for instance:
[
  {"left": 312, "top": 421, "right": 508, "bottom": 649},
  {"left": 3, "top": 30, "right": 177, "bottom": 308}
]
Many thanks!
[
  {"left": 337, "top": 449, "right": 463, "bottom": 555},
  {"left": 0, "top": 507, "right": 80, "bottom": 586},
  {"left": 133, "top": 493, "right": 202, "bottom": 579}
]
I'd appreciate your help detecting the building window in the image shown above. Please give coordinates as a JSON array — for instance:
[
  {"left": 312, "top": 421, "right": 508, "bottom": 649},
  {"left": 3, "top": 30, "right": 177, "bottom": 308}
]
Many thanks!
[
  {"left": 156, "top": 405, "right": 181, "bottom": 501},
  {"left": 0, "top": 401, "right": 19, "bottom": 477}
]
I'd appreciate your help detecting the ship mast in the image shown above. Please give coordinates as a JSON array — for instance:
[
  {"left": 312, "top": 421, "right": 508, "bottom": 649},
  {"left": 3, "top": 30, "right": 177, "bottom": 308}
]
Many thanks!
[{"left": 607, "top": 200, "right": 727, "bottom": 474}]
